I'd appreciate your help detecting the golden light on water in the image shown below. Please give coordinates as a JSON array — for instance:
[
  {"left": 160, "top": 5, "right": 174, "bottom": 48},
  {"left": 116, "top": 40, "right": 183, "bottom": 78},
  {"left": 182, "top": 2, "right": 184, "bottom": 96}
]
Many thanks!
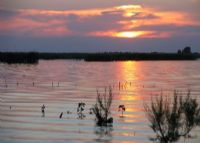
[
  {"left": 116, "top": 61, "right": 143, "bottom": 119},
  {"left": 118, "top": 61, "right": 137, "bottom": 81},
  {"left": 116, "top": 61, "right": 139, "bottom": 101}
]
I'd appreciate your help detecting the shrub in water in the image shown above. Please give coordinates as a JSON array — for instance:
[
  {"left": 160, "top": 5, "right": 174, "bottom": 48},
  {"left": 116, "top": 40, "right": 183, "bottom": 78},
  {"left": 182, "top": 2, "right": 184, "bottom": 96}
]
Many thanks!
[
  {"left": 92, "top": 87, "right": 113, "bottom": 126},
  {"left": 181, "top": 90, "right": 200, "bottom": 137},
  {"left": 144, "top": 90, "right": 200, "bottom": 143}
]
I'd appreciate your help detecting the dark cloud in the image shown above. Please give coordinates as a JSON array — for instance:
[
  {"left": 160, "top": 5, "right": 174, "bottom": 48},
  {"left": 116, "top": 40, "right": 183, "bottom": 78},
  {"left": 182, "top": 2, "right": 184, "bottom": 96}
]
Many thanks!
[
  {"left": 66, "top": 10, "right": 159, "bottom": 33},
  {"left": 0, "top": 9, "right": 20, "bottom": 19},
  {"left": 131, "top": 24, "right": 200, "bottom": 37},
  {"left": 133, "top": 24, "right": 200, "bottom": 31},
  {"left": 66, "top": 10, "right": 127, "bottom": 33},
  {"left": 131, "top": 12, "right": 159, "bottom": 19}
]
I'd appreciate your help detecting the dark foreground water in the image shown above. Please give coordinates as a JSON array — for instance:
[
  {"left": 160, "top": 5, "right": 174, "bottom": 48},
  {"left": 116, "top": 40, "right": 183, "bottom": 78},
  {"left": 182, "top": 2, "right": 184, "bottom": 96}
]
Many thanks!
[{"left": 0, "top": 60, "right": 200, "bottom": 143}]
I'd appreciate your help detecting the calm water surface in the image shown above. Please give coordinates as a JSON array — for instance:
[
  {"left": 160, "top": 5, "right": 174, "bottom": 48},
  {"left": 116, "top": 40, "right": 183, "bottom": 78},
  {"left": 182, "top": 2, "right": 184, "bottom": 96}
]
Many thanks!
[{"left": 0, "top": 60, "right": 200, "bottom": 143}]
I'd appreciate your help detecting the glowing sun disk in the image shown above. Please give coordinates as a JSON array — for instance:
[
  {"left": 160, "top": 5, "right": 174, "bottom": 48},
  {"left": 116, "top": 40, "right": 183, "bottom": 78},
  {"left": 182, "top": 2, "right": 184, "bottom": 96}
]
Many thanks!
[{"left": 115, "top": 31, "right": 143, "bottom": 38}]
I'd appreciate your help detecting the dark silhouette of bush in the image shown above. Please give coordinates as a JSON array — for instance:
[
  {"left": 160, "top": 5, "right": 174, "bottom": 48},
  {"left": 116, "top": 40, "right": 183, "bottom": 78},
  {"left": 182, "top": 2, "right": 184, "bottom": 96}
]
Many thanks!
[
  {"left": 144, "top": 90, "right": 200, "bottom": 143},
  {"left": 92, "top": 87, "right": 113, "bottom": 126}
]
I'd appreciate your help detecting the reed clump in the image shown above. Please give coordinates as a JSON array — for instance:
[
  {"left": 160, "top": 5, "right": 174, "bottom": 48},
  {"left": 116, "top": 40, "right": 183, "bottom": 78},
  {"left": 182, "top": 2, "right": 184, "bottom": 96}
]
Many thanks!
[
  {"left": 92, "top": 87, "right": 113, "bottom": 126},
  {"left": 144, "top": 90, "right": 200, "bottom": 143}
]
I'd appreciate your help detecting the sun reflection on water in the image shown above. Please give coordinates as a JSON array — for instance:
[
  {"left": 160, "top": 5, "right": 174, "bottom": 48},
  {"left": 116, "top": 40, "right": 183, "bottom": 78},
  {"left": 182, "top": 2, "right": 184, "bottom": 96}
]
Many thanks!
[{"left": 115, "top": 61, "right": 143, "bottom": 121}]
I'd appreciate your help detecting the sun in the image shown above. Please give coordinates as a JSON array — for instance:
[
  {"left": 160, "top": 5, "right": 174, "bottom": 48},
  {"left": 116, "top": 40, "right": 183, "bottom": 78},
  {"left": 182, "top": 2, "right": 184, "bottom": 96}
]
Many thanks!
[
  {"left": 90, "top": 30, "right": 153, "bottom": 38},
  {"left": 115, "top": 31, "right": 143, "bottom": 38}
]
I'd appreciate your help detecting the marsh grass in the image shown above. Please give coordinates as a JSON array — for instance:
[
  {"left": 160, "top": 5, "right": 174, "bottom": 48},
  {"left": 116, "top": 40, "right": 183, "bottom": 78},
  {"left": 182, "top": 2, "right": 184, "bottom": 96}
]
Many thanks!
[
  {"left": 144, "top": 90, "right": 200, "bottom": 143},
  {"left": 92, "top": 87, "right": 113, "bottom": 126}
]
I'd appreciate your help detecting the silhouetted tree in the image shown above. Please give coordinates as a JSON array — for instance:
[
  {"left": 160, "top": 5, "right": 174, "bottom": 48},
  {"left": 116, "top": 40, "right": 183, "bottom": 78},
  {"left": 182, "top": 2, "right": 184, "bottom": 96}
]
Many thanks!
[
  {"left": 177, "top": 49, "right": 182, "bottom": 54},
  {"left": 182, "top": 46, "right": 191, "bottom": 54}
]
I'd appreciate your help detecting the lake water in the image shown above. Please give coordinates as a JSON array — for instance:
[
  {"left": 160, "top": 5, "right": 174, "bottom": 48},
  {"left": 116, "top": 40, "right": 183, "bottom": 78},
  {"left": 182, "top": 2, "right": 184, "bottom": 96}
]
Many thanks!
[{"left": 0, "top": 60, "right": 200, "bottom": 143}]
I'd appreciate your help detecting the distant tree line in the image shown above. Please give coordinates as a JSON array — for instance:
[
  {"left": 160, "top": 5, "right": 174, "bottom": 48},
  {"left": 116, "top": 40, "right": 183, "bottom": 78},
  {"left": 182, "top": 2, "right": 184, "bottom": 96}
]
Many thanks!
[
  {"left": 84, "top": 52, "right": 199, "bottom": 61},
  {"left": 0, "top": 52, "right": 39, "bottom": 64},
  {"left": 38, "top": 53, "right": 89, "bottom": 60},
  {"left": 0, "top": 48, "right": 199, "bottom": 64}
]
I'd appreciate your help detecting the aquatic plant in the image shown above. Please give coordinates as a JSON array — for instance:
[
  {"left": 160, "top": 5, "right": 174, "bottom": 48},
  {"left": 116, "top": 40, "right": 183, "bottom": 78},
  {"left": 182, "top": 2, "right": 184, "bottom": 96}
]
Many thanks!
[
  {"left": 92, "top": 87, "right": 113, "bottom": 126},
  {"left": 89, "top": 108, "right": 93, "bottom": 114},
  {"left": 118, "top": 105, "right": 126, "bottom": 117},
  {"left": 77, "top": 102, "right": 85, "bottom": 112},
  {"left": 77, "top": 102, "right": 86, "bottom": 119},
  {"left": 41, "top": 104, "right": 45, "bottom": 117},
  {"left": 67, "top": 111, "right": 72, "bottom": 114},
  {"left": 144, "top": 90, "right": 200, "bottom": 143},
  {"left": 59, "top": 112, "right": 63, "bottom": 119}
]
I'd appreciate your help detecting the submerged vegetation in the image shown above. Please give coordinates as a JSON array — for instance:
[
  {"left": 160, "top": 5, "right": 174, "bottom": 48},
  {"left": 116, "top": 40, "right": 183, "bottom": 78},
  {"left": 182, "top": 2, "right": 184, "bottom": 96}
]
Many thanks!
[
  {"left": 0, "top": 51, "right": 200, "bottom": 63},
  {"left": 92, "top": 87, "right": 114, "bottom": 126},
  {"left": 144, "top": 90, "right": 200, "bottom": 143}
]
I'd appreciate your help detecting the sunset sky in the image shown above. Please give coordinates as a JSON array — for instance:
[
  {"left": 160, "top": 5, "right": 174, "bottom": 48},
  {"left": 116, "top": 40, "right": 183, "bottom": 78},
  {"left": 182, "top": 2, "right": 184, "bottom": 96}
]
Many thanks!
[{"left": 0, "top": 0, "right": 200, "bottom": 52}]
